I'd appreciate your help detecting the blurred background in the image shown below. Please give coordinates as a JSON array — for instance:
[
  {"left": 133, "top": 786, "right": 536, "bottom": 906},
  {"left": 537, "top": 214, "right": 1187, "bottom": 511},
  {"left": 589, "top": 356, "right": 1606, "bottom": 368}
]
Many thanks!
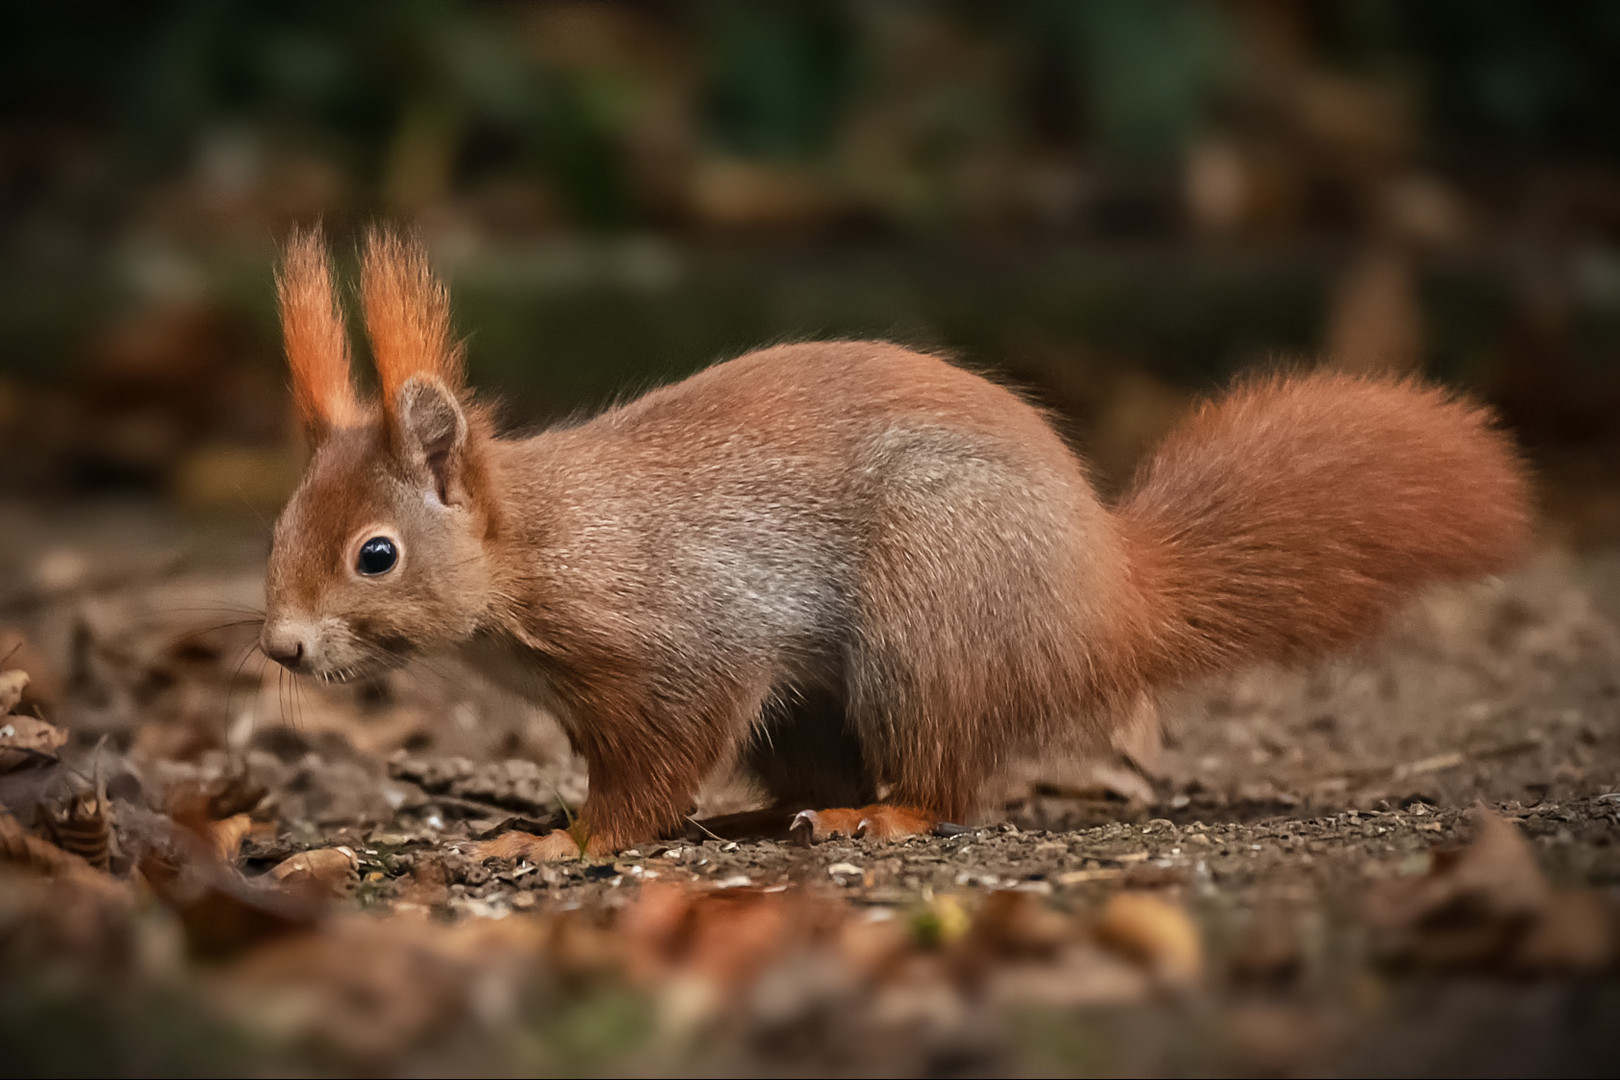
[
  {"left": 3, "top": 0, "right": 1620, "bottom": 536},
  {"left": 5, "top": 7, "right": 1620, "bottom": 1074}
]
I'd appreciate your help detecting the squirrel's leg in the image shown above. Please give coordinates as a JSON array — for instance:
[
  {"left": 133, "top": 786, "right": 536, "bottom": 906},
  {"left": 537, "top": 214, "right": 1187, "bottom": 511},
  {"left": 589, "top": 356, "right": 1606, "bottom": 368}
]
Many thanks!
[
  {"left": 787, "top": 707, "right": 985, "bottom": 843},
  {"left": 474, "top": 685, "right": 751, "bottom": 861},
  {"left": 786, "top": 618, "right": 996, "bottom": 844},
  {"left": 472, "top": 744, "right": 719, "bottom": 861}
]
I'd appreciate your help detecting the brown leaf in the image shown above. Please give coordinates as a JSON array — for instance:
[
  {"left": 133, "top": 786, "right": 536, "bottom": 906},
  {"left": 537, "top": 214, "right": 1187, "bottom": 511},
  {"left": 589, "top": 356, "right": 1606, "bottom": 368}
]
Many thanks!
[
  {"left": 395, "top": 851, "right": 452, "bottom": 910},
  {"left": 1512, "top": 890, "right": 1617, "bottom": 974},
  {"left": 0, "top": 866, "right": 137, "bottom": 973},
  {"left": 982, "top": 942, "right": 1152, "bottom": 1010},
  {"left": 0, "top": 812, "right": 128, "bottom": 905},
  {"left": 1, "top": 811, "right": 93, "bottom": 876},
  {"left": 165, "top": 767, "right": 269, "bottom": 828},
  {"left": 215, "top": 913, "right": 549, "bottom": 1068},
  {"left": 967, "top": 890, "right": 1076, "bottom": 959},
  {"left": 1365, "top": 808, "right": 1554, "bottom": 970},
  {"left": 141, "top": 850, "right": 327, "bottom": 958},
  {"left": 0, "top": 632, "right": 62, "bottom": 715},
  {"left": 0, "top": 704, "right": 66, "bottom": 774},
  {"left": 268, "top": 846, "right": 360, "bottom": 897},
  {"left": 616, "top": 882, "right": 840, "bottom": 990},
  {"left": 1093, "top": 891, "right": 1203, "bottom": 986},
  {"left": 0, "top": 668, "right": 28, "bottom": 715},
  {"left": 1228, "top": 908, "right": 1305, "bottom": 986},
  {"left": 207, "top": 813, "right": 254, "bottom": 864}
]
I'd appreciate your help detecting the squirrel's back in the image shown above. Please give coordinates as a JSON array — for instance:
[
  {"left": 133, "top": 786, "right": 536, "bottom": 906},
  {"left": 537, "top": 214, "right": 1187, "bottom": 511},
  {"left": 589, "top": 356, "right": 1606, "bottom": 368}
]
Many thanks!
[
  {"left": 503, "top": 348, "right": 1530, "bottom": 719},
  {"left": 500, "top": 340, "right": 1122, "bottom": 676}
]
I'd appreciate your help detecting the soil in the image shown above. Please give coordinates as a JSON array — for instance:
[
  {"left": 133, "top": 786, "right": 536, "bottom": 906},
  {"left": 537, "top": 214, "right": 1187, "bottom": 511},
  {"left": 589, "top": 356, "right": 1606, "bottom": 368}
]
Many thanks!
[{"left": 3, "top": 496, "right": 1619, "bottom": 1076}]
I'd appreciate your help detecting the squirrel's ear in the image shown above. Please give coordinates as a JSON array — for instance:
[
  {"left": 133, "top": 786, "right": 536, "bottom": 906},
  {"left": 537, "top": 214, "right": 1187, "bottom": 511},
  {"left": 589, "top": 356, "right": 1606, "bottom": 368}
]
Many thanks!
[
  {"left": 276, "top": 228, "right": 359, "bottom": 440},
  {"left": 361, "top": 228, "right": 463, "bottom": 405},
  {"left": 396, "top": 375, "right": 470, "bottom": 506},
  {"left": 362, "top": 228, "right": 470, "bottom": 493}
]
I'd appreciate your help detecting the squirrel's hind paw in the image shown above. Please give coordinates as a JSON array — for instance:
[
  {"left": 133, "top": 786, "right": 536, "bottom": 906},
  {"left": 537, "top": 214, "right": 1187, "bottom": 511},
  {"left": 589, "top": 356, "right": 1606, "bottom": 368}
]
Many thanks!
[
  {"left": 468, "top": 828, "right": 584, "bottom": 863},
  {"left": 789, "top": 805, "right": 940, "bottom": 845}
]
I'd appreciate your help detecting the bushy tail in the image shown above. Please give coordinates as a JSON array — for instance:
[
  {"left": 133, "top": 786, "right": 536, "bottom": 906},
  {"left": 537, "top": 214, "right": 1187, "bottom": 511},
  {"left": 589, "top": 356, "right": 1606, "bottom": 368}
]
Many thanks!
[{"left": 1117, "top": 372, "right": 1532, "bottom": 687}]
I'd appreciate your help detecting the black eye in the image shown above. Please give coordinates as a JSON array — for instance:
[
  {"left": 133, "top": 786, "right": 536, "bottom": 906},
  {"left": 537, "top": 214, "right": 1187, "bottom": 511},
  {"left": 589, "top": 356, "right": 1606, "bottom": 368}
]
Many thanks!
[{"left": 356, "top": 536, "right": 398, "bottom": 576}]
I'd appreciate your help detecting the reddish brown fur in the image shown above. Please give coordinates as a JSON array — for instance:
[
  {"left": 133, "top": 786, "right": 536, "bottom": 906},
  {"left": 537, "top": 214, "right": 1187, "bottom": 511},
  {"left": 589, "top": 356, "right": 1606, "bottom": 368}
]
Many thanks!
[
  {"left": 265, "top": 231, "right": 1534, "bottom": 858},
  {"left": 276, "top": 229, "right": 359, "bottom": 434},
  {"left": 360, "top": 229, "right": 463, "bottom": 412},
  {"left": 1117, "top": 373, "right": 1532, "bottom": 685}
]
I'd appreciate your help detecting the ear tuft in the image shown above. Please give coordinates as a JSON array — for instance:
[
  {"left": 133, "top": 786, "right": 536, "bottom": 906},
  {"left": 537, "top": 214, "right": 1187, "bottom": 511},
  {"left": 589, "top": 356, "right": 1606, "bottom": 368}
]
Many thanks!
[
  {"left": 398, "top": 375, "right": 469, "bottom": 505},
  {"left": 362, "top": 229, "right": 463, "bottom": 409},
  {"left": 277, "top": 227, "right": 358, "bottom": 437}
]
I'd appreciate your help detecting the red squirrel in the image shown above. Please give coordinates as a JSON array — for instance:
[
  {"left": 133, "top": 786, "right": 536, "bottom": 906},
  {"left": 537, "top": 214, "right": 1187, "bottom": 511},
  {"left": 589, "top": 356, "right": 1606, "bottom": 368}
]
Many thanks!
[{"left": 262, "top": 229, "right": 1532, "bottom": 859}]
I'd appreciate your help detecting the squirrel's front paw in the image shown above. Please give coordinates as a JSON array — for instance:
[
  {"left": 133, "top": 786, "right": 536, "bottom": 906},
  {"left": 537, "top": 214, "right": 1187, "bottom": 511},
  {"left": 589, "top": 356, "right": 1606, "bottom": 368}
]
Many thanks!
[{"left": 469, "top": 828, "right": 585, "bottom": 863}]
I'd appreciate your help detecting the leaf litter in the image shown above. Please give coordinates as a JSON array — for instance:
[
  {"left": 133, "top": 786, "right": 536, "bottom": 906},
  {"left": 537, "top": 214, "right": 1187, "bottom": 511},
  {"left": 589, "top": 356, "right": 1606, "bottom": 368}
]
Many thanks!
[{"left": 1, "top": 529, "right": 1619, "bottom": 1075}]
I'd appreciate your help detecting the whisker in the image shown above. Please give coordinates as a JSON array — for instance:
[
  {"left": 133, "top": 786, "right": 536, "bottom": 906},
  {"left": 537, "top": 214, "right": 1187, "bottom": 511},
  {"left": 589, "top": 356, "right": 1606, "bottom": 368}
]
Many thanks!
[
  {"left": 277, "top": 666, "right": 291, "bottom": 734},
  {"left": 247, "top": 654, "right": 270, "bottom": 745},
  {"left": 220, "top": 638, "right": 265, "bottom": 742},
  {"left": 144, "top": 603, "right": 268, "bottom": 618},
  {"left": 158, "top": 619, "right": 266, "bottom": 658},
  {"left": 291, "top": 669, "right": 309, "bottom": 737}
]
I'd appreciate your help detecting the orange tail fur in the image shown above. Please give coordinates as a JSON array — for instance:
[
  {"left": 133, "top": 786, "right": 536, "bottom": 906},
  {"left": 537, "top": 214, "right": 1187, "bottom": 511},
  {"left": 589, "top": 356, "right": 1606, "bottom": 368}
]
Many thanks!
[{"left": 1117, "top": 372, "right": 1532, "bottom": 688}]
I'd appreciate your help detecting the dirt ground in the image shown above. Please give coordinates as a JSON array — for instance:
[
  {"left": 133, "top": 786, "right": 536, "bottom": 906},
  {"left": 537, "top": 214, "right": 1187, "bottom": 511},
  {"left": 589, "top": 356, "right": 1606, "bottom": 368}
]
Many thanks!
[{"left": 2, "top": 496, "right": 1619, "bottom": 1077}]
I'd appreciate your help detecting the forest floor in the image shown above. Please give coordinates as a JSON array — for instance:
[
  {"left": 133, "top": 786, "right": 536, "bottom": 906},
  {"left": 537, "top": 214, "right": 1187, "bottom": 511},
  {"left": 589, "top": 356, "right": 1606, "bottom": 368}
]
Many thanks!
[{"left": 2, "top": 497, "right": 1619, "bottom": 1077}]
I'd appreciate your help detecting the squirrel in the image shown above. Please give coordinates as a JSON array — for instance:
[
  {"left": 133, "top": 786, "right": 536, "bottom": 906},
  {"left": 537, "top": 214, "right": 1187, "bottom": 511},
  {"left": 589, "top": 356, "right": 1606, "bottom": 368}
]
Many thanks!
[{"left": 261, "top": 228, "right": 1532, "bottom": 859}]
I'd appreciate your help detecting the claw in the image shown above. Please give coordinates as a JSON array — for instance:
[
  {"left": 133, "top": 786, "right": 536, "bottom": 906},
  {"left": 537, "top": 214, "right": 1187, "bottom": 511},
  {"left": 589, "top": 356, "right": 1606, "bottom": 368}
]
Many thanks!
[
  {"left": 789, "top": 807, "right": 868, "bottom": 844},
  {"left": 788, "top": 809, "right": 819, "bottom": 847},
  {"left": 788, "top": 805, "right": 940, "bottom": 843}
]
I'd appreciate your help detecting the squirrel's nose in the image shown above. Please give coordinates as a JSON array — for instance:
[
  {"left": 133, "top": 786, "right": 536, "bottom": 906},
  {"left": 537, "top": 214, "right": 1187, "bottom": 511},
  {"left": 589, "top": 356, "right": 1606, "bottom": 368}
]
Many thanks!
[{"left": 262, "top": 625, "right": 310, "bottom": 671}]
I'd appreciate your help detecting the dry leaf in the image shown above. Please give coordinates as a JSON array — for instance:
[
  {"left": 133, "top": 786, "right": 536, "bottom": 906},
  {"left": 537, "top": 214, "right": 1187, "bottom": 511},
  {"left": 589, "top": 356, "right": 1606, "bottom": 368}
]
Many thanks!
[
  {"left": 0, "top": 668, "right": 28, "bottom": 715},
  {"left": 1229, "top": 909, "right": 1305, "bottom": 986},
  {"left": 968, "top": 889, "right": 1075, "bottom": 959},
  {"left": 216, "top": 913, "right": 549, "bottom": 1068},
  {"left": 619, "top": 882, "right": 831, "bottom": 989},
  {"left": 1, "top": 812, "right": 93, "bottom": 875},
  {"left": 0, "top": 632, "right": 63, "bottom": 715},
  {"left": 1365, "top": 809, "right": 1545, "bottom": 969},
  {"left": 268, "top": 846, "right": 360, "bottom": 896},
  {"left": 0, "top": 812, "right": 127, "bottom": 904},
  {"left": 0, "top": 865, "right": 137, "bottom": 973},
  {"left": 208, "top": 813, "right": 254, "bottom": 864},
  {"left": 142, "top": 851, "right": 327, "bottom": 957},
  {"left": 1366, "top": 808, "right": 1615, "bottom": 973},
  {"left": 982, "top": 941, "right": 1152, "bottom": 1010},
  {"left": 0, "top": 705, "right": 66, "bottom": 774},
  {"left": 1094, "top": 892, "right": 1203, "bottom": 986},
  {"left": 1512, "top": 890, "right": 1616, "bottom": 973}
]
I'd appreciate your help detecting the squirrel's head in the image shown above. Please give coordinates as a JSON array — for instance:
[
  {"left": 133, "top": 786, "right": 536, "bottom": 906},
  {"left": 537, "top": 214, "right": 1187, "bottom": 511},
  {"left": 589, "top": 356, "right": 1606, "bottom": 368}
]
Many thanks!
[{"left": 262, "top": 229, "right": 502, "bottom": 680}]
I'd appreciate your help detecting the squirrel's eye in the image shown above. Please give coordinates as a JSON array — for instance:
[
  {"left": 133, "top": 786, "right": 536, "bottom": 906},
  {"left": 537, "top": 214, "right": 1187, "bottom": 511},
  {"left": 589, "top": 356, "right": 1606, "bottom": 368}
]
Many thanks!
[{"left": 356, "top": 536, "right": 399, "bottom": 576}]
